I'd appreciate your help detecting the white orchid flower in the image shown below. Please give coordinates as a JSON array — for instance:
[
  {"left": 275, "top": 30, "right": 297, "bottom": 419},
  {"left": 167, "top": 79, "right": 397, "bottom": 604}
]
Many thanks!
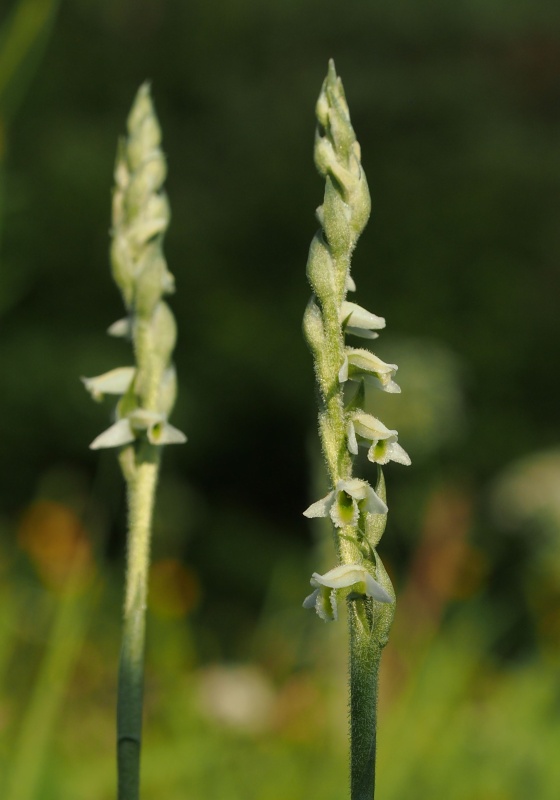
[
  {"left": 82, "top": 367, "right": 136, "bottom": 401},
  {"left": 347, "top": 411, "right": 411, "bottom": 466},
  {"left": 89, "top": 408, "right": 186, "bottom": 450},
  {"left": 303, "top": 563, "right": 392, "bottom": 622},
  {"left": 340, "top": 301, "right": 385, "bottom": 340},
  {"left": 304, "top": 477, "right": 387, "bottom": 526},
  {"left": 338, "top": 348, "right": 400, "bottom": 393}
]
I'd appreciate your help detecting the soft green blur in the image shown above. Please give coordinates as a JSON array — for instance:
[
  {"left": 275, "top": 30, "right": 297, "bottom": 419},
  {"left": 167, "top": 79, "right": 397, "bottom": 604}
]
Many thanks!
[{"left": 1, "top": 1, "right": 559, "bottom": 797}]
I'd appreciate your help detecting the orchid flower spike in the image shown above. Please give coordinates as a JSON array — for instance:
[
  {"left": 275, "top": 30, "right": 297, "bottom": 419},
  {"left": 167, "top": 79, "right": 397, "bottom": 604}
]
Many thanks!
[
  {"left": 82, "top": 85, "right": 189, "bottom": 800},
  {"left": 83, "top": 83, "right": 186, "bottom": 453},
  {"left": 302, "top": 59, "right": 410, "bottom": 799}
]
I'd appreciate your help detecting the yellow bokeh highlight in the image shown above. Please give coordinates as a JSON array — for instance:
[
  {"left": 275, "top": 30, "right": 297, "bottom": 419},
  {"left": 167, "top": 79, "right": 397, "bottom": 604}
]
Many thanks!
[
  {"left": 149, "top": 558, "right": 199, "bottom": 618},
  {"left": 17, "top": 500, "right": 94, "bottom": 591}
]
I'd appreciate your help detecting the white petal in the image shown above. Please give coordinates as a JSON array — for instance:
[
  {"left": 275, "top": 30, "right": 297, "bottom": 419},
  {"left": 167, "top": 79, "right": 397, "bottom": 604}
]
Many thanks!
[
  {"left": 311, "top": 564, "right": 370, "bottom": 590},
  {"left": 383, "top": 379, "right": 401, "bottom": 394},
  {"left": 89, "top": 419, "right": 135, "bottom": 450},
  {"left": 148, "top": 422, "right": 187, "bottom": 445},
  {"left": 364, "top": 574, "right": 392, "bottom": 603},
  {"left": 82, "top": 367, "right": 135, "bottom": 400},
  {"left": 340, "top": 302, "right": 385, "bottom": 332},
  {"left": 347, "top": 420, "right": 358, "bottom": 455},
  {"left": 303, "top": 491, "right": 335, "bottom": 519},
  {"left": 362, "top": 375, "right": 401, "bottom": 394},
  {"left": 107, "top": 317, "right": 132, "bottom": 337},
  {"left": 311, "top": 564, "right": 392, "bottom": 605},
  {"left": 346, "top": 326, "right": 379, "bottom": 340},
  {"left": 337, "top": 478, "right": 368, "bottom": 501},
  {"left": 365, "top": 485, "right": 389, "bottom": 515},
  {"left": 386, "top": 441, "right": 411, "bottom": 466},
  {"left": 346, "top": 274, "right": 356, "bottom": 292},
  {"left": 346, "top": 348, "right": 398, "bottom": 376},
  {"left": 303, "top": 588, "right": 319, "bottom": 609},
  {"left": 352, "top": 411, "right": 396, "bottom": 442}
]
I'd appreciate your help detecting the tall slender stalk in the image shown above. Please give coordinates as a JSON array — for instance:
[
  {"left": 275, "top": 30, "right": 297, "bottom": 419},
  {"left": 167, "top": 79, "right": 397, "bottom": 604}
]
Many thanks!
[
  {"left": 83, "top": 84, "right": 186, "bottom": 800},
  {"left": 117, "top": 448, "right": 159, "bottom": 799},
  {"left": 302, "top": 60, "right": 410, "bottom": 799}
]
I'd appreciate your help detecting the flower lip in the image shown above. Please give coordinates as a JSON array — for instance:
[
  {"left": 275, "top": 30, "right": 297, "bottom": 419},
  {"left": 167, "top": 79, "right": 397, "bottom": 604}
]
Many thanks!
[{"left": 128, "top": 409, "right": 187, "bottom": 445}]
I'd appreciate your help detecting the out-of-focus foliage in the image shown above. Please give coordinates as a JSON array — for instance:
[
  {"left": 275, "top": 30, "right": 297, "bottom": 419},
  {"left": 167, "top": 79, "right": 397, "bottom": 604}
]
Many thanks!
[
  {"left": 0, "top": 0, "right": 59, "bottom": 312},
  {"left": 1, "top": 0, "right": 560, "bottom": 797},
  {"left": 1, "top": 483, "right": 560, "bottom": 799}
]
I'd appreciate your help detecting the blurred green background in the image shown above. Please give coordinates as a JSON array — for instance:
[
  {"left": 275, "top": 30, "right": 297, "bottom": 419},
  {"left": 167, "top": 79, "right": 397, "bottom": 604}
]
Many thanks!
[{"left": 1, "top": 1, "right": 560, "bottom": 798}]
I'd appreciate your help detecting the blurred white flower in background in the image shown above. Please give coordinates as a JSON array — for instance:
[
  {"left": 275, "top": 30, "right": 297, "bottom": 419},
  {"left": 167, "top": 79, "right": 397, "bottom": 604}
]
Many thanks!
[
  {"left": 196, "top": 664, "right": 276, "bottom": 734},
  {"left": 364, "top": 337, "right": 466, "bottom": 461},
  {"left": 491, "top": 448, "right": 560, "bottom": 538}
]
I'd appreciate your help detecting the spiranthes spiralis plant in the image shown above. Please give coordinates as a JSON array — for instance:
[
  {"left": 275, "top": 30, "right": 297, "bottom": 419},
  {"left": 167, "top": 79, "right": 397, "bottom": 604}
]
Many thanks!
[
  {"left": 302, "top": 60, "right": 410, "bottom": 800},
  {"left": 82, "top": 84, "right": 186, "bottom": 800}
]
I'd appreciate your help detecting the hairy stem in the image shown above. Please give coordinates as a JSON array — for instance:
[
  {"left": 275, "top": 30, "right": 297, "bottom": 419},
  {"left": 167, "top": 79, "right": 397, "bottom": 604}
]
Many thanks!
[
  {"left": 349, "top": 609, "right": 382, "bottom": 799},
  {"left": 117, "top": 445, "right": 160, "bottom": 800}
]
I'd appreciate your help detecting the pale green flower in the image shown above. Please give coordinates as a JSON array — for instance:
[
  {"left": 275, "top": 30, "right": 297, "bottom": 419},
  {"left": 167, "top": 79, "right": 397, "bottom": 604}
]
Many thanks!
[
  {"left": 339, "top": 347, "right": 400, "bottom": 393},
  {"left": 82, "top": 367, "right": 136, "bottom": 401},
  {"left": 347, "top": 410, "right": 411, "bottom": 466},
  {"left": 340, "top": 301, "right": 385, "bottom": 339},
  {"left": 304, "top": 477, "right": 387, "bottom": 526},
  {"left": 89, "top": 408, "right": 186, "bottom": 450},
  {"left": 303, "top": 563, "right": 392, "bottom": 622}
]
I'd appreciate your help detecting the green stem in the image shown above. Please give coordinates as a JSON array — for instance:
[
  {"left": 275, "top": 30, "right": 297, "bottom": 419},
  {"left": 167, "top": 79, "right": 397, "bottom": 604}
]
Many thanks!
[
  {"left": 117, "top": 444, "right": 160, "bottom": 800},
  {"left": 349, "top": 608, "right": 382, "bottom": 800}
]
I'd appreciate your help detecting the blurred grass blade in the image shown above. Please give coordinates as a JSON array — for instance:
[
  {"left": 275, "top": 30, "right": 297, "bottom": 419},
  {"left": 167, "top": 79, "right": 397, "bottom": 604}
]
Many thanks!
[
  {"left": 0, "top": 0, "right": 60, "bottom": 126},
  {"left": 0, "top": 0, "right": 60, "bottom": 314},
  {"left": 4, "top": 578, "right": 96, "bottom": 800}
]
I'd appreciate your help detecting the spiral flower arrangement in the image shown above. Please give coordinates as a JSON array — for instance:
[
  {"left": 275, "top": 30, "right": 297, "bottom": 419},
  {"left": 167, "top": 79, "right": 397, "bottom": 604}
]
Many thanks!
[
  {"left": 302, "top": 61, "right": 410, "bottom": 799},
  {"left": 83, "top": 84, "right": 185, "bottom": 800}
]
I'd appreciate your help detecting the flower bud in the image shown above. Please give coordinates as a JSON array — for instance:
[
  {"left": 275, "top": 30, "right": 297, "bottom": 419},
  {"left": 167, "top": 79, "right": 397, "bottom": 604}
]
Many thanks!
[{"left": 306, "top": 232, "right": 336, "bottom": 302}]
